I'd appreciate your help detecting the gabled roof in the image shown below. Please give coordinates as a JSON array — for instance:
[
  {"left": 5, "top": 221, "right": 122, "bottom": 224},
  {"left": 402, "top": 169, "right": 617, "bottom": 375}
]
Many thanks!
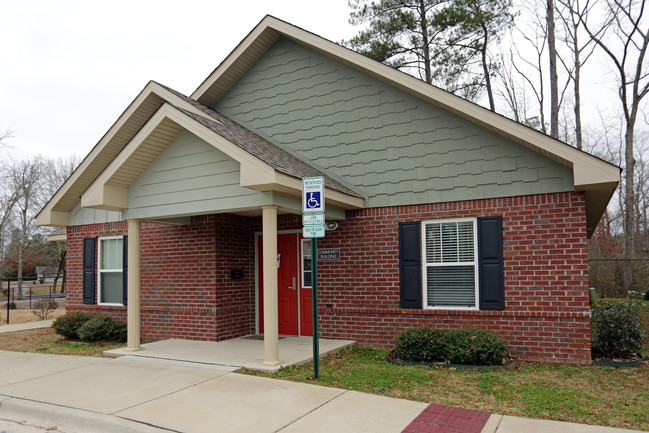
[
  {"left": 39, "top": 15, "right": 619, "bottom": 235},
  {"left": 191, "top": 15, "right": 619, "bottom": 235},
  {"left": 37, "top": 81, "right": 363, "bottom": 227}
]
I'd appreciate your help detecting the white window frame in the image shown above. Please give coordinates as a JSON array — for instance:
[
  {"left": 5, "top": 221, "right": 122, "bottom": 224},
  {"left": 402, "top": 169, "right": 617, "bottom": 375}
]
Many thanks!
[
  {"left": 97, "top": 236, "right": 124, "bottom": 306},
  {"left": 422, "top": 217, "right": 479, "bottom": 310},
  {"left": 301, "top": 238, "right": 312, "bottom": 288}
]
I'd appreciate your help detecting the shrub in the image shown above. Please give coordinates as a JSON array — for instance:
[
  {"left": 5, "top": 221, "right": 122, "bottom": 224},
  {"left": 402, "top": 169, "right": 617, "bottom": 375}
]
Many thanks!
[
  {"left": 52, "top": 312, "right": 92, "bottom": 339},
  {"left": 445, "top": 328, "right": 509, "bottom": 365},
  {"left": 32, "top": 299, "right": 58, "bottom": 320},
  {"left": 394, "top": 327, "right": 449, "bottom": 362},
  {"left": 77, "top": 314, "right": 126, "bottom": 342},
  {"left": 394, "top": 327, "right": 509, "bottom": 365},
  {"left": 4, "top": 302, "right": 16, "bottom": 310},
  {"left": 644, "top": 289, "right": 649, "bottom": 301},
  {"left": 591, "top": 302, "right": 646, "bottom": 358}
]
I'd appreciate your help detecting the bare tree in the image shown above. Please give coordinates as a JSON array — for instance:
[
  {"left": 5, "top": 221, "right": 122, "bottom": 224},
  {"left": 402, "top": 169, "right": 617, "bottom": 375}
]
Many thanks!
[
  {"left": 8, "top": 158, "right": 44, "bottom": 299},
  {"left": 40, "top": 156, "right": 79, "bottom": 293},
  {"left": 581, "top": 0, "right": 649, "bottom": 292},
  {"left": 0, "top": 174, "right": 20, "bottom": 277},
  {"left": 547, "top": 0, "right": 560, "bottom": 138},
  {"left": 0, "top": 128, "right": 10, "bottom": 150},
  {"left": 556, "top": 0, "right": 598, "bottom": 149},
  {"left": 503, "top": 1, "right": 550, "bottom": 134}
]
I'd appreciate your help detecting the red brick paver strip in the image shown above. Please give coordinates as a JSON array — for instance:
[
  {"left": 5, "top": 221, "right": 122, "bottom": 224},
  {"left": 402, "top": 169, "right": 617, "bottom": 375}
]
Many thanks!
[{"left": 401, "top": 404, "right": 491, "bottom": 433}]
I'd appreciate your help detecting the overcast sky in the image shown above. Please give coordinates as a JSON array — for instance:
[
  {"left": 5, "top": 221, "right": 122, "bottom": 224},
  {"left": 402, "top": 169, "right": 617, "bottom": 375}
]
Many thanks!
[
  {"left": 0, "top": 0, "right": 356, "bottom": 161},
  {"left": 0, "top": 0, "right": 632, "bottom": 165}
]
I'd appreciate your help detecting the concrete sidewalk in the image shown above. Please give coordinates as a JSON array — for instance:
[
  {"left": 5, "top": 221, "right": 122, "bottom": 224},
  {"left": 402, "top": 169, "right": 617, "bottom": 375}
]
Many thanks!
[
  {"left": 0, "top": 319, "right": 54, "bottom": 333},
  {"left": 0, "top": 351, "right": 645, "bottom": 433}
]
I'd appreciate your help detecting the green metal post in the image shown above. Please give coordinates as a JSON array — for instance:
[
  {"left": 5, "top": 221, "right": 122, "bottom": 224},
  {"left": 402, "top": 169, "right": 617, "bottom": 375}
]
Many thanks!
[{"left": 312, "top": 237, "right": 319, "bottom": 379}]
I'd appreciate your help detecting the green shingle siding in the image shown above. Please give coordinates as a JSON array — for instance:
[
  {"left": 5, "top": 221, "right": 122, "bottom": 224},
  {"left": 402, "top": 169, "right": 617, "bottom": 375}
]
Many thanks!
[
  {"left": 215, "top": 38, "right": 574, "bottom": 207},
  {"left": 123, "top": 131, "right": 265, "bottom": 220}
]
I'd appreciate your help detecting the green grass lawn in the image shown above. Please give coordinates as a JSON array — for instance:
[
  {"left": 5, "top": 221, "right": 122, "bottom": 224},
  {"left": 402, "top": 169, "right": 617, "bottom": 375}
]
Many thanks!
[{"left": 241, "top": 345, "right": 649, "bottom": 430}]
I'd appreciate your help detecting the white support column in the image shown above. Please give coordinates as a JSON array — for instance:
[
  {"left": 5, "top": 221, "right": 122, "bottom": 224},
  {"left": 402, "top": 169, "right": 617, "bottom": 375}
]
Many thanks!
[
  {"left": 126, "top": 219, "right": 141, "bottom": 351},
  {"left": 262, "top": 205, "right": 280, "bottom": 366}
]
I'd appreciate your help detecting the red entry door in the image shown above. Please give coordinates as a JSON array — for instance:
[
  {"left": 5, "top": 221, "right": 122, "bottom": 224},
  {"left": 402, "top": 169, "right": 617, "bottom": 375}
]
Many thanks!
[{"left": 258, "top": 233, "right": 299, "bottom": 335}]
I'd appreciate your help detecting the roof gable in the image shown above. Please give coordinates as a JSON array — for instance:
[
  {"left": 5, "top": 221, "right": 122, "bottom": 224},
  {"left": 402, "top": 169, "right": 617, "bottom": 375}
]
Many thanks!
[
  {"left": 38, "top": 16, "right": 619, "bottom": 236},
  {"left": 215, "top": 37, "right": 576, "bottom": 207},
  {"left": 37, "top": 81, "right": 362, "bottom": 227},
  {"left": 192, "top": 15, "right": 619, "bottom": 235}
]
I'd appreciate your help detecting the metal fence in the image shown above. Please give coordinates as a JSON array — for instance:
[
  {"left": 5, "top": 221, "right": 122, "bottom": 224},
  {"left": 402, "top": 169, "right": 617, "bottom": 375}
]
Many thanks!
[{"left": 1, "top": 276, "right": 66, "bottom": 324}]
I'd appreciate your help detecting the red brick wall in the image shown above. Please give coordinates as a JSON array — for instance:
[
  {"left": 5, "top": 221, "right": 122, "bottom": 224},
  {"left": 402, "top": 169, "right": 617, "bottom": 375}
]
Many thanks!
[
  {"left": 312, "top": 192, "right": 591, "bottom": 364},
  {"left": 66, "top": 191, "right": 590, "bottom": 364},
  {"left": 66, "top": 215, "right": 256, "bottom": 342}
]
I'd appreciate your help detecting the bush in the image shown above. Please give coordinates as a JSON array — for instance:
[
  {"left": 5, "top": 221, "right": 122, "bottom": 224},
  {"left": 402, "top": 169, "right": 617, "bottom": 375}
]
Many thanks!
[
  {"left": 591, "top": 302, "right": 646, "bottom": 358},
  {"left": 32, "top": 299, "right": 58, "bottom": 320},
  {"left": 394, "top": 327, "right": 449, "bottom": 362},
  {"left": 394, "top": 327, "right": 509, "bottom": 365},
  {"left": 52, "top": 312, "right": 93, "bottom": 339},
  {"left": 76, "top": 314, "right": 126, "bottom": 342},
  {"left": 644, "top": 289, "right": 649, "bottom": 301},
  {"left": 4, "top": 302, "right": 16, "bottom": 310},
  {"left": 445, "top": 328, "right": 509, "bottom": 365}
]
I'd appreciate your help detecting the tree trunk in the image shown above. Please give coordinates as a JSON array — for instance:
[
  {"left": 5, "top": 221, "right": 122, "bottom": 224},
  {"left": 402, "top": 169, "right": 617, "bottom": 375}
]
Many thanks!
[
  {"left": 547, "top": 0, "right": 559, "bottom": 138},
  {"left": 481, "top": 24, "right": 495, "bottom": 111},
  {"left": 419, "top": 0, "right": 432, "bottom": 84},
  {"left": 623, "top": 123, "right": 636, "bottom": 293},
  {"left": 17, "top": 206, "right": 26, "bottom": 300},
  {"left": 17, "top": 245, "right": 23, "bottom": 300},
  {"left": 56, "top": 249, "right": 66, "bottom": 294},
  {"left": 573, "top": 26, "right": 583, "bottom": 149}
]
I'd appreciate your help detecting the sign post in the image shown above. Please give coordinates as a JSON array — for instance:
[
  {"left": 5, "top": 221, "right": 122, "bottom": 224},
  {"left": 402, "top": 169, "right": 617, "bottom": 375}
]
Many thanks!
[{"left": 302, "top": 177, "right": 324, "bottom": 379}]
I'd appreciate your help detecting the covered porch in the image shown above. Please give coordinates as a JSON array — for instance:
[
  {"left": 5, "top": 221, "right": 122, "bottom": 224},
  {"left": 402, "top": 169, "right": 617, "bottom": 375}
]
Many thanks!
[
  {"left": 36, "top": 84, "right": 363, "bottom": 366},
  {"left": 104, "top": 336, "right": 355, "bottom": 373}
]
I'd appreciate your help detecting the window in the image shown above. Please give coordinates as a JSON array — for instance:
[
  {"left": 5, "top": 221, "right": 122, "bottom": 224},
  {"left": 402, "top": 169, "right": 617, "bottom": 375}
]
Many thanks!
[
  {"left": 301, "top": 239, "right": 312, "bottom": 288},
  {"left": 98, "top": 236, "right": 124, "bottom": 305},
  {"left": 422, "top": 218, "right": 478, "bottom": 309}
]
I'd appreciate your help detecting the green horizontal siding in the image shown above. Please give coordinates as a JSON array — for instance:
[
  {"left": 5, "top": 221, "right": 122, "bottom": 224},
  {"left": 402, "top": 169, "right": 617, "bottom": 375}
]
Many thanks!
[
  {"left": 214, "top": 38, "right": 574, "bottom": 207},
  {"left": 123, "top": 131, "right": 266, "bottom": 220},
  {"left": 70, "top": 204, "right": 122, "bottom": 226}
]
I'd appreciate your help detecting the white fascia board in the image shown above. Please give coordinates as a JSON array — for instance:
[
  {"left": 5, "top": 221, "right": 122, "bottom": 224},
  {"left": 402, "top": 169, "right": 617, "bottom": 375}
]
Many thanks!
[
  {"left": 35, "top": 210, "right": 70, "bottom": 228},
  {"left": 192, "top": 16, "right": 619, "bottom": 191},
  {"left": 38, "top": 81, "right": 215, "bottom": 225},
  {"left": 81, "top": 184, "right": 128, "bottom": 211},
  {"left": 47, "top": 233, "right": 68, "bottom": 243},
  {"left": 191, "top": 18, "right": 274, "bottom": 101},
  {"left": 37, "top": 81, "right": 164, "bottom": 223},
  {"left": 81, "top": 106, "right": 173, "bottom": 210}
]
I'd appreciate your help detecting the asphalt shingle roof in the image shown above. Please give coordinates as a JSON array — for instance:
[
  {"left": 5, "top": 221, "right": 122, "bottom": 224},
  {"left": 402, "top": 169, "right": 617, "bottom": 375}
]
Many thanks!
[{"left": 154, "top": 82, "right": 361, "bottom": 198}]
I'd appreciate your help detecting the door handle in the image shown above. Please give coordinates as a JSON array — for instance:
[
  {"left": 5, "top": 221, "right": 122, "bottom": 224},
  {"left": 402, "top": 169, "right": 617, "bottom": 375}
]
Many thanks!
[{"left": 289, "top": 277, "right": 297, "bottom": 290}]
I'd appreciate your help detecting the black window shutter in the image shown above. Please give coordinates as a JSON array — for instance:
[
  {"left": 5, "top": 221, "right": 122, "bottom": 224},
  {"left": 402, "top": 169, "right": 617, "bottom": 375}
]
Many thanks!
[
  {"left": 398, "top": 221, "right": 422, "bottom": 309},
  {"left": 123, "top": 235, "right": 128, "bottom": 306},
  {"left": 82, "top": 238, "right": 96, "bottom": 305},
  {"left": 477, "top": 216, "right": 505, "bottom": 310}
]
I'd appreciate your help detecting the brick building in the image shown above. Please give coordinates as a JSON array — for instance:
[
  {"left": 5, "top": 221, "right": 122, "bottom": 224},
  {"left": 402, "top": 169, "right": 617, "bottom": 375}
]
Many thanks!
[{"left": 38, "top": 17, "right": 619, "bottom": 365}]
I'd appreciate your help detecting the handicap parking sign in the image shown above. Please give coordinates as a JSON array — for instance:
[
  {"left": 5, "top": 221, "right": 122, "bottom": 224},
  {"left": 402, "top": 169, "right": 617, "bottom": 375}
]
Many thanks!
[
  {"left": 302, "top": 177, "right": 325, "bottom": 213},
  {"left": 306, "top": 192, "right": 321, "bottom": 210}
]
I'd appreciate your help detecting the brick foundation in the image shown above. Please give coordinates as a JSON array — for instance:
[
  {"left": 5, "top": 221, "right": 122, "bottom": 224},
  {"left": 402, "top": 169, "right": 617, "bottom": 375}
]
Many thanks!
[{"left": 66, "top": 191, "right": 591, "bottom": 364}]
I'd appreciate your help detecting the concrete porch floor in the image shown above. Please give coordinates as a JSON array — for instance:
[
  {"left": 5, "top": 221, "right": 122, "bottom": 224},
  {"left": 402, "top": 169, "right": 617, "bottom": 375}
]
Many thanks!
[{"left": 104, "top": 336, "right": 355, "bottom": 372}]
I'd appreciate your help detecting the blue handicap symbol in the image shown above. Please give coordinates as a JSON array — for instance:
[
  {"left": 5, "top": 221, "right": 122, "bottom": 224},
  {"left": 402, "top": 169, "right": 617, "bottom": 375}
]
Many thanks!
[{"left": 306, "top": 192, "right": 321, "bottom": 209}]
